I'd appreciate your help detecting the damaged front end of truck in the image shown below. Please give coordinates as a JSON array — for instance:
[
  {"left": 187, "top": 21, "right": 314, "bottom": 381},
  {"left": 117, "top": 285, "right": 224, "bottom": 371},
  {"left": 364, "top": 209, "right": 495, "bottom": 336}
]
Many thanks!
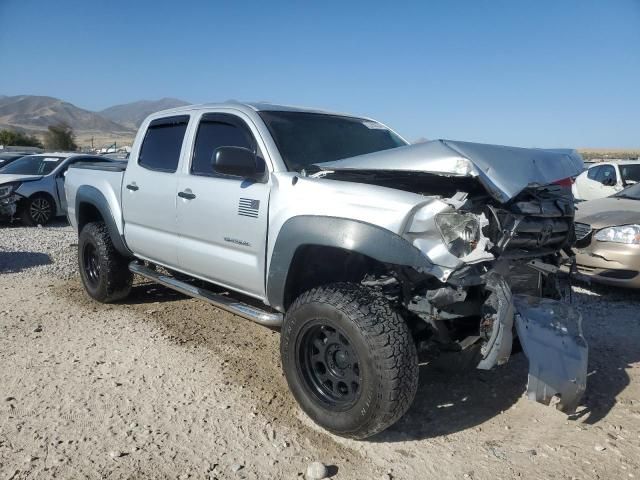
[{"left": 318, "top": 139, "right": 588, "bottom": 412}]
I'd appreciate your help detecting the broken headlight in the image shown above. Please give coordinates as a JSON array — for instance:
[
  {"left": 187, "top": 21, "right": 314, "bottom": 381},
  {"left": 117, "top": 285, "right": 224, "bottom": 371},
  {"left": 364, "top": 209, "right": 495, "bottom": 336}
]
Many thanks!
[
  {"left": 435, "top": 212, "right": 480, "bottom": 257},
  {"left": 594, "top": 225, "right": 640, "bottom": 245},
  {"left": 0, "top": 182, "right": 20, "bottom": 199}
]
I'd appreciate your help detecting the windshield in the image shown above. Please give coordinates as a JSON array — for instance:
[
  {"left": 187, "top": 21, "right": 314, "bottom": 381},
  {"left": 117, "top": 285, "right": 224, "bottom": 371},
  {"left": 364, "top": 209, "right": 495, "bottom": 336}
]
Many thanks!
[
  {"left": 259, "top": 111, "right": 407, "bottom": 172},
  {"left": 619, "top": 164, "right": 640, "bottom": 184},
  {"left": 614, "top": 182, "right": 640, "bottom": 200},
  {"left": 0, "top": 155, "right": 64, "bottom": 175}
]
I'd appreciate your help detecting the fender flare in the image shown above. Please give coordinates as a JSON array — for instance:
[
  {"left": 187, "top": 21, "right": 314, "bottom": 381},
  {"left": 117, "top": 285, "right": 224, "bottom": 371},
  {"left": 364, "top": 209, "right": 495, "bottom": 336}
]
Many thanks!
[
  {"left": 75, "top": 185, "right": 132, "bottom": 257},
  {"left": 266, "top": 215, "right": 433, "bottom": 311}
]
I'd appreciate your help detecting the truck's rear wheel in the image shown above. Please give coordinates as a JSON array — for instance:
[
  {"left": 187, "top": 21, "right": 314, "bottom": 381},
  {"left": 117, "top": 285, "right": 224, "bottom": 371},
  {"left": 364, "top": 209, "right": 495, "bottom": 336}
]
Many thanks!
[
  {"left": 78, "top": 222, "right": 132, "bottom": 303},
  {"left": 280, "top": 283, "right": 419, "bottom": 439}
]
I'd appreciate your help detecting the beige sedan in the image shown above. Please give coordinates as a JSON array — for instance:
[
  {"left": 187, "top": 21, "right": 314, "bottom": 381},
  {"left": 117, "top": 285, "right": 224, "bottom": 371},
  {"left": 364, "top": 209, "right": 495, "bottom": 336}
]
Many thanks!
[{"left": 572, "top": 183, "right": 640, "bottom": 288}]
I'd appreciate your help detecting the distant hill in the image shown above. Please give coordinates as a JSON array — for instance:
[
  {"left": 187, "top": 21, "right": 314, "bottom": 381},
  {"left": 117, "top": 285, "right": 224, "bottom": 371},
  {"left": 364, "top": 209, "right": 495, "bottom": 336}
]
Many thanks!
[
  {"left": 0, "top": 95, "right": 132, "bottom": 135},
  {"left": 579, "top": 148, "right": 640, "bottom": 161},
  {"left": 99, "top": 98, "right": 190, "bottom": 129}
]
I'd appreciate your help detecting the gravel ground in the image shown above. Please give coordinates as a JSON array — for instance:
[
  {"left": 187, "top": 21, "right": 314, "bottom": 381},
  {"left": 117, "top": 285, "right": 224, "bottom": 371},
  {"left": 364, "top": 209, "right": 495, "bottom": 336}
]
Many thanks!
[
  {"left": 0, "top": 220, "right": 77, "bottom": 279},
  {"left": 1, "top": 221, "right": 639, "bottom": 479}
]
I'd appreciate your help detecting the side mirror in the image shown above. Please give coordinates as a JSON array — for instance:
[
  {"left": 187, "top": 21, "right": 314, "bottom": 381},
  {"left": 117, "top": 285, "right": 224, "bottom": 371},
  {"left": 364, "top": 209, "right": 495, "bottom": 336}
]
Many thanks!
[
  {"left": 212, "top": 146, "right": 262, "bottom": 179},
  {"left": 602, "top": 177, "right": 616, "bottom": 187}
]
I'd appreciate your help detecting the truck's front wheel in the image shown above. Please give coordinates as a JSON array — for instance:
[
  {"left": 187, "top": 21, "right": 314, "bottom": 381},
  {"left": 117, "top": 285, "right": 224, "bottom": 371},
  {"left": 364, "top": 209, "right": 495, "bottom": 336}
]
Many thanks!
[
  {"left": 78, "top": 222, "right": 132, "bottom": 303},
  {"left": 280, "top": 283, "right": 419, "bottom": 439}
]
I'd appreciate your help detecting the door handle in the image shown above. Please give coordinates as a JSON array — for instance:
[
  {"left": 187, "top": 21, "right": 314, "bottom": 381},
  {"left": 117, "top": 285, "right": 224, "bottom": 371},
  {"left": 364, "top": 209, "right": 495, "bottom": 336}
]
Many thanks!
[
  {"left": 126, "top": 184, "right": 139, "bottom": 191},
  {"left": 178, "top": 191, "right": 196, "bottom": 200}
]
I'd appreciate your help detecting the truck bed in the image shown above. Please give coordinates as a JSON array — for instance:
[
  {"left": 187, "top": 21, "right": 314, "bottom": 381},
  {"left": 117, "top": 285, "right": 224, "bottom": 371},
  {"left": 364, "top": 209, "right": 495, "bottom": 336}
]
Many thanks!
[{"left": 65, "top": 162, "right": 126, "bottom": 234}]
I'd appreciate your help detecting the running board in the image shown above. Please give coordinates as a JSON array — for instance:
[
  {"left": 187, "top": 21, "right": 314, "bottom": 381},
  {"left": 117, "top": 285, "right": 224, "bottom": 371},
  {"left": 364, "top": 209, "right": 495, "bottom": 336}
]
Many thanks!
[{"left": 129, "top": 262, "right": 283, "bottom": 327}]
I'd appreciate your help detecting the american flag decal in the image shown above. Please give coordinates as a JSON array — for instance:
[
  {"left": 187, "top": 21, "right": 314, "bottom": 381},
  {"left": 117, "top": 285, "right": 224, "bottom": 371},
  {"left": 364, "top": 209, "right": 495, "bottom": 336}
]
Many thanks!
[{"left": 238, "top": 198, "right": 260, "bottom": 218}]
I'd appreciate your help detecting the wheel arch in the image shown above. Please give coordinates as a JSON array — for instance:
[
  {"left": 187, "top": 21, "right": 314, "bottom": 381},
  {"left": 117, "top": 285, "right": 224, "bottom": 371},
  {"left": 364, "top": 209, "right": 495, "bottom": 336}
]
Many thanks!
[
  {"left": 266, "top": 215, "right": 433, "bottom": 311},
  {"left": 75, "top": 185, "right": 132, "bottom": 258},
  {"left": 23, "top": 190, "right": 56, "bottom": 206}
]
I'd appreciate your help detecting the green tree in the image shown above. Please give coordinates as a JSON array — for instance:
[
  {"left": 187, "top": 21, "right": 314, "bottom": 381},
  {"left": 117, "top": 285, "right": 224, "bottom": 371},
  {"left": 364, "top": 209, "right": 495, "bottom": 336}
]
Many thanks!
[
  {"left": 0, "top": 129, "right": 44, "bottom": 148},
  {"left": 44, "top": 123, "right": 77, "bottom": 151}
]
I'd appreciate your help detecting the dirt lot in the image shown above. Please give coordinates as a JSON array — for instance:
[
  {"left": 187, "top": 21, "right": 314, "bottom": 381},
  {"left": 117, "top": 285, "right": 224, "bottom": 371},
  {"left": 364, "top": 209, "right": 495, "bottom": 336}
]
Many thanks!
[{"left": 1, "top": 222, "right": 639, "bottom": 479}]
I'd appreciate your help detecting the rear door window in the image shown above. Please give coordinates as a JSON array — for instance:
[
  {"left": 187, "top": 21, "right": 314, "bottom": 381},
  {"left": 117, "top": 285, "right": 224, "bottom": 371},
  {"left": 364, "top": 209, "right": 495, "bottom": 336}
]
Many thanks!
[
  {"left": 139, "top": 115, "right": 189, "bottom": 173},
  {"left": 620, "top": 164, "right": 640, "bottom": 183}
]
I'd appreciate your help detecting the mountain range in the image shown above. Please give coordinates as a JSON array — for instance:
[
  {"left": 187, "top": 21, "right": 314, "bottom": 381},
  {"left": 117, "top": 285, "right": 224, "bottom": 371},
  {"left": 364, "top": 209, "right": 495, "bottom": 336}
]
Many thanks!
[
  {"left": 99, "top": 98, "right": 190, "bottom": 129},
  {"left": 0, "top": 95, "right": 190, "bottom": 139}
]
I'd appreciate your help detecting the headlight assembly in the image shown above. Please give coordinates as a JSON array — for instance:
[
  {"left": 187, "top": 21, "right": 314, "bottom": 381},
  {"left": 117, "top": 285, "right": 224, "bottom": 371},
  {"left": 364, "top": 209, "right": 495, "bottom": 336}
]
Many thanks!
[
  {"left": 435, "top": 212, "right": 480, "bottom": 257},
  {"left": 0, "top": 182, "right": 20, "bottom": 199},
  {"left": 594, "top": 225, "right": 640, "bottom": 245}
]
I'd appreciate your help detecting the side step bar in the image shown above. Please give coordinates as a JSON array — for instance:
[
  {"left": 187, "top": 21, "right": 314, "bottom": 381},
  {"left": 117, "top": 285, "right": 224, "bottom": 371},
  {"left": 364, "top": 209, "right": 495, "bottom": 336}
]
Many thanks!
[{"left": 129, "top": 262, "right": 283, "bottom": 328}]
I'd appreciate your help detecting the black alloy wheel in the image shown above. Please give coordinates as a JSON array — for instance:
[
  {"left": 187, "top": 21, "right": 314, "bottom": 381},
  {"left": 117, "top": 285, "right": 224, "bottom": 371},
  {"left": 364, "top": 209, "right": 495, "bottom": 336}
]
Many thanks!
[
  {"left": 298, "top": 324, "right": 361, "bottom": 409},
  {"left": 82, "top": 242, "right": 101, "bottom": 288}
]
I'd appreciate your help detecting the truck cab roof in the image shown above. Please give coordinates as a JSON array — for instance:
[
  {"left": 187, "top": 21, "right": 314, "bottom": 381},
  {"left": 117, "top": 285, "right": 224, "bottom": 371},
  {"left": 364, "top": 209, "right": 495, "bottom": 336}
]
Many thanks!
[{"left": 149, "top": 101, "right": 372, "bottom": 121}]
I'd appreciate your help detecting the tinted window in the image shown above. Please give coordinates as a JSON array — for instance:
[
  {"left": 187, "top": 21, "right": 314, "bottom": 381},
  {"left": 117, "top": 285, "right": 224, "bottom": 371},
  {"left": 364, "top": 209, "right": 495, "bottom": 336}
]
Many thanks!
[
  {"left": 596, "top": 165, "right": 616, "bottom": 183},
  {"left": 139, "top": 115, "right": 189, "bottom": 173},
  {"left": 620, "top": 164, "right": 640, "bottom": 183},
  {"left": 587, "top": 166, "right": 600, "bottom": 180},
  {"left": 259, "top": 111, "right": 407, "bottom": 172},
  {"left": 191, "top": 115, "right": 255, "bottom": 176}
]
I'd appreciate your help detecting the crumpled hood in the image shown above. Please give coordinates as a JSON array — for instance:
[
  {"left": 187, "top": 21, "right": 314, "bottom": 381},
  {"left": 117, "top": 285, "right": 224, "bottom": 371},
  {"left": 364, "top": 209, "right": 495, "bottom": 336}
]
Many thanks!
[
  {"left": 575, "top": 197, "right": 640, "bottom": 229},
  {"left": 317, "top": 139, "right": 584, "bottom": 203},
  {"left": 0, "top": 173, "right": 43, "bottom": 184}
]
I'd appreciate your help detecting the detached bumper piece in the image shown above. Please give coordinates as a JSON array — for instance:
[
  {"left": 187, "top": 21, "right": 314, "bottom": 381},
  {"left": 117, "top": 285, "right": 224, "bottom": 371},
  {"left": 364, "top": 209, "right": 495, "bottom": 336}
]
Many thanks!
[{"left": 513, "top": 295, "right": 588, "bottom": 413}]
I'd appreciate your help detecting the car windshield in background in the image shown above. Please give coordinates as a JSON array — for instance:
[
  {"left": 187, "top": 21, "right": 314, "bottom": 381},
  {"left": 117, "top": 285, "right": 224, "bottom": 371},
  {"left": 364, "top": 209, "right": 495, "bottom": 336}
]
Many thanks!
[
  {"left": 620, "top": 164, "right": 640, "bottom": 184},
  {"left": 258, "top": 111, "right": 407, "bottom": 172},
  {"left": 615, "top": 182, "right": 640, "bottom": 200},
  {"left": 0, "top": 155, "right": 64, "bottom": 175}
]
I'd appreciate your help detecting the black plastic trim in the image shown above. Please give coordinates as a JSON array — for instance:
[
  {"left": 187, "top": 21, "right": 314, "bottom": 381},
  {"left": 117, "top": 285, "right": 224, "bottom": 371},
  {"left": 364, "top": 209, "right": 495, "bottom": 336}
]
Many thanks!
[
  {"left": 75, "top": 185, "right": 133, "bottom": 257},
  {"left": 266, "top": 215, "right": 433, "bottom": 311}
]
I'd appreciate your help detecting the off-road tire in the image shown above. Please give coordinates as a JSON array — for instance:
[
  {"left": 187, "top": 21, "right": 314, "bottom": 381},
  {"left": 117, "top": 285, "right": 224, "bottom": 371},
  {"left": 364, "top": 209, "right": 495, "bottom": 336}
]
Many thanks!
[
  {"left": 78, "top": 222, "right": 132, "bottom": 303},
  {"left": 20, "top": 194, "right": 53, "bottom": 226},
  {"left": 281, "top": 283, "right": 419, "bottom": 439}
]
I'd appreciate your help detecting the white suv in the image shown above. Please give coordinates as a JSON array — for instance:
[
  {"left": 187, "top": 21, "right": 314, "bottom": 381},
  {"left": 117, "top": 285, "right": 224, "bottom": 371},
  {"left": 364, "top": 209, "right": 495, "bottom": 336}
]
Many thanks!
[{"left": 572, "top": 160, "right": 640, "bottom": 201}]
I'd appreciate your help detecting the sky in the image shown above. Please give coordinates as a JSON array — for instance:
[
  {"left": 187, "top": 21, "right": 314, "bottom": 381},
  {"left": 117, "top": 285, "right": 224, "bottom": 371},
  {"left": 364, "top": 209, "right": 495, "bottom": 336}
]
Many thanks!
[{"left": 1, "top": 0, "right": 639, "bottom": 148}]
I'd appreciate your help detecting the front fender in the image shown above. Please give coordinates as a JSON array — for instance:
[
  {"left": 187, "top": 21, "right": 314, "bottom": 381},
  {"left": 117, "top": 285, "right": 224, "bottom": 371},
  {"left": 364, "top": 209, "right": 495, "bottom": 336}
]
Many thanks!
[{"left": 266, "top": 215, "right": 434, "bottom": 311}]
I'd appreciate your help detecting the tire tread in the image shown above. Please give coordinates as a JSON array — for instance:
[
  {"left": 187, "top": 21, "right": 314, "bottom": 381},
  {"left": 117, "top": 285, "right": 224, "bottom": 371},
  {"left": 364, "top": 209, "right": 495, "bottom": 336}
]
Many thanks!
[
  {"left": 284, "top": 282, "right": 418, "bottom": 439},
  {"left": 79, "top": 222, "right": 132, "bottom": 303}
]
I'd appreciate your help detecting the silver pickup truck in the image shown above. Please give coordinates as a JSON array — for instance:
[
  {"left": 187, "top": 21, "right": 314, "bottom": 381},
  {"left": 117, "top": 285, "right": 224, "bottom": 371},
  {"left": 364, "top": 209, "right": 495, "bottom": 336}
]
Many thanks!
[{"left": 65, "top": 102, "right": 588, "bottom": 439}]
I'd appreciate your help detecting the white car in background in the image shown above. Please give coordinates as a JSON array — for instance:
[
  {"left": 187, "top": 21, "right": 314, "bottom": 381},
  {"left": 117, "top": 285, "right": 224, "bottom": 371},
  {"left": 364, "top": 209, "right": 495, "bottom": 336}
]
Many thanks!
[{"left": 572, "top": 160, "right": 640, "bottom": 201}]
